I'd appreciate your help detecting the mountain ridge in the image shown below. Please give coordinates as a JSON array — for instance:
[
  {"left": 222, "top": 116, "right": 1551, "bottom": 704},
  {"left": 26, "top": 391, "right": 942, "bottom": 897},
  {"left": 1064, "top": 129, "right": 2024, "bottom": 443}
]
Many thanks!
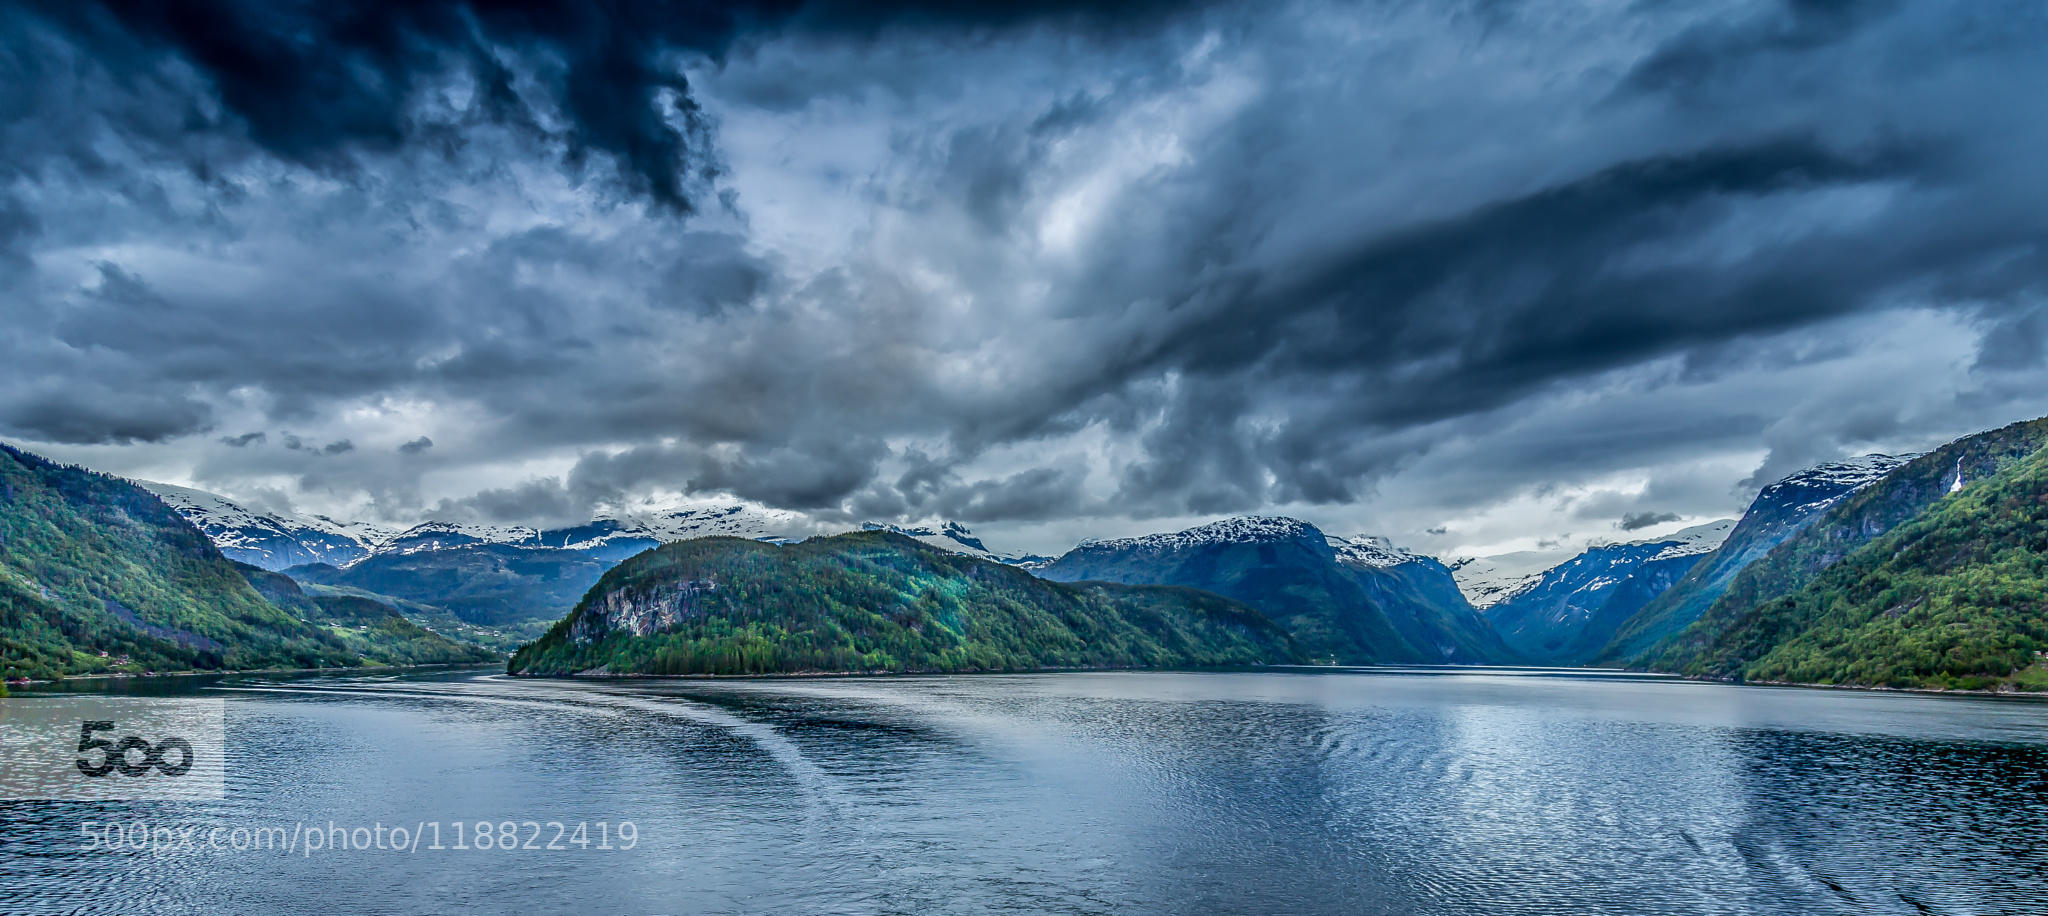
[
  {"left": 1480, "top": 519, "right": 1736, "bottom": 665},
  {"left": 1644, "top": 419, "right": 2048, "bottom": 688},
  {"left": 1040, "top": 515, "right": 1512, "bottom": 664},
  {"left": 1594, "top": 453, "right": 1916, "bottom": 664}
]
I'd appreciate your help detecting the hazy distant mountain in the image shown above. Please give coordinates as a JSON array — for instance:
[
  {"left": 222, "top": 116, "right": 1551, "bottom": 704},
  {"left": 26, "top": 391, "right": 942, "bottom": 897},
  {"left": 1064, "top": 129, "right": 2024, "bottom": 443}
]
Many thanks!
[
  {"left": 1039, "top": 516, "right": 1512, "bottom": 664},
  {"left": 1594, "top": 454, "right": 1917, "bottom": 664},
  {"left": 143, "top": 483, "right": 830, "bottom": 572},
  {"left": 1480, "top": 520, "right": 1734, "bottom": 665},
  {"left": 287, "top": 545, "right": 613, "bottom": 628}
]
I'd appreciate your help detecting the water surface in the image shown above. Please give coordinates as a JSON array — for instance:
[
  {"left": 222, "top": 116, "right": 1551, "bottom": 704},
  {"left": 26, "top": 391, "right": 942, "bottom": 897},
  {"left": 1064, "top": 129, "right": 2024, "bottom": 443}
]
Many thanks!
[{"left": 4, "top": 668, "right": 2046, "bottom": 914}]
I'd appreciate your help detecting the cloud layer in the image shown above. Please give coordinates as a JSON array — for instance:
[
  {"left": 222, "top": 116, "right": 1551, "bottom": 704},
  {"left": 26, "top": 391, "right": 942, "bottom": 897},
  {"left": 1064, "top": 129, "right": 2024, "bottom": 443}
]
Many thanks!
[{"left": 6, "top": 0, "right": 2047, "bottom": 555}]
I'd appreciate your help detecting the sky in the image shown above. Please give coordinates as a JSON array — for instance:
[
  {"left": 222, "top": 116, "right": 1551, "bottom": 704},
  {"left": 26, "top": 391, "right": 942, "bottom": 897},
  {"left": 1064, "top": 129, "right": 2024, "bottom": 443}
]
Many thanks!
[{"left": 4, "top": 0, "right": 2046, "bottom": 558}]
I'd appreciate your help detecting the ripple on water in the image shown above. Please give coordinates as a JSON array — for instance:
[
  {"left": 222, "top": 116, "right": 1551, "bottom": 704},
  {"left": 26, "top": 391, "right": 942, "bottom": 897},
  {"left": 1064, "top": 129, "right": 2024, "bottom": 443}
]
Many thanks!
[{"left": 3, "top": 670, "right": 2047, "bottom": 915}]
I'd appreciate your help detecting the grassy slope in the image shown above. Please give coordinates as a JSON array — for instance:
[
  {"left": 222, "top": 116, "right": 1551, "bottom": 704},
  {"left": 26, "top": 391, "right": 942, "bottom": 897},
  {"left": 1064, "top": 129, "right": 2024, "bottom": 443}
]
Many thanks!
[
  {"left": 512, "top": 531, "right": 1300, "bottom": 676},
  {"left": 1648, "top": 418, "right": 2048, "bottom": 689},
  {"left": 0, "top": 444, "right": 350, "bottom": 679},
  {"left": 0, "top": 443, "right": 495, "bottom": 679}
]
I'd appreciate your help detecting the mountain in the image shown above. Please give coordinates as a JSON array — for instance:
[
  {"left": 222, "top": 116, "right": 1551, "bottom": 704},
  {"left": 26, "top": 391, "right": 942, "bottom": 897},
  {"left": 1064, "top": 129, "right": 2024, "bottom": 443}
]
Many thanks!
[
  {"left": 510, "top": 530, "right": 1299, "bottom": 676},
  {"left": 146, "top": 481, "right": 1036, "bottom": 571},
  {"left": 1593, "top": 454, "right": 1915, "bottom": 664},
  {"left": 230, "top": 561, "right": 497, "bottom": 667},
  {"left": 1449, "top": 549, "right": 1576, "bottom": 610},
  {"left": 140, "top": 481, "right": 394, "bottom": 569},
  {"left": 0, "top": 444, "right": 488, "bottom": 680},
  {"left": 141, "top": 484, "right": 827, "bottom": 571},
  {"left": 1480, "top": 520, "right": 1734, "bottom": 665},
  {"left": 861, "top": 521, "right": 1052, "bottom": 565},
  {"left": 287, "top": 545, "right": 613, "bottom": 630},
  {"left": 280, "top": 518, "right": 1039, "bottom": 633},
  {"left": 1038, "top": 517, "right": 1512, "bottom": 664},
  {"left": 1645, "top": 418, "right": 2048, "bottom": 690},
  {"left": 147, "top": 481, "right": 1037, "bottom": 629}
]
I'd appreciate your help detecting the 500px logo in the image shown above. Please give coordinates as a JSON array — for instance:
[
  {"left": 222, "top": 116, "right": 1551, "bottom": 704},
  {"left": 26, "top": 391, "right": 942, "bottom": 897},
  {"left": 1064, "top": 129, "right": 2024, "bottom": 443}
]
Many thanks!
[
  {"left": 75, "top": 720, "right": 195, "bottom": 777},
  {"left": 0, "top": 698, "right": 223, "bottom": 800}
]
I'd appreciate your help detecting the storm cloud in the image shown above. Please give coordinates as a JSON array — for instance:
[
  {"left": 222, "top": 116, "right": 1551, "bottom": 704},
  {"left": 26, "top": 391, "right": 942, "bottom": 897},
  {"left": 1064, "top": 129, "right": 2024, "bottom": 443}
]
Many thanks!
[{"left": 5, "top": 0, "right": 2047, "bottom": 556}]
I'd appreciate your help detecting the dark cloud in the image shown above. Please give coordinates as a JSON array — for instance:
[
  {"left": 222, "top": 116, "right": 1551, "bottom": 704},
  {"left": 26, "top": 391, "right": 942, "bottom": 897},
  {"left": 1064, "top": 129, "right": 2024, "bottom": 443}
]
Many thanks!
[
  {"left": 218, "top": 431, "right": 265, "bottom": 448},
  {"left": 5, "top": 0, "right": 2047, "bottom": 554},
  {"left": 10, "top": 0, "right": 1215, "bottom": 213},
  {"left": 1617, "top": 511, "right": 1682, "bottom": 532},
  {"left": 276, "top": 435, "right": 354, "bottom": 456},
  {"left": 0, "top": 386, "right": 212, "bottom": 445}
]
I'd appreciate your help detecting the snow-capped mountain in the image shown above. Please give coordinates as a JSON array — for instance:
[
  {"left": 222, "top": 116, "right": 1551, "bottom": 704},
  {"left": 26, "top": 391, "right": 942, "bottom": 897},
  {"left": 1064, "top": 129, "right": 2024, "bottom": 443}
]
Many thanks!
[
  {"left": 1328, "top": 534, "right": 1429, "bottom": 569},
  {"left": 1752, "top": 454, "right": 1919, "bottom": 521},
  {"left": 860, "top": 521, "right": 1051, "bottom": 565},
  {"left": 375, "top": 521, "right": 543, "bottom": 555},
  {"left": 1630, "top": 518, "right": 1736, "bottom": 561},
  {"left": 142, "top": 480, "right": 1025, "bottom": 572},
  {"left": 1449, "top": 549, "right": 1578, "bottom": 610},
  {"left": 1072, "top": 516, "right": 1326, "bottom": 557},
  {"left": 1479, "top": 519, "right": 1736, "bottom": 664},
  {"left": 139, "top": 481, "right": 395, "bottom": 569}
]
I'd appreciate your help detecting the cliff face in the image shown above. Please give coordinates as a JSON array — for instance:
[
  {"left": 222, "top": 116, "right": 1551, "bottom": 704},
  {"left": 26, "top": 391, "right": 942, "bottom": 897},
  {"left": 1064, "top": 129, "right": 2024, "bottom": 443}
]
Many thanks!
[{"left": 572, "top": 578, "right": 722, "bottom": 642}]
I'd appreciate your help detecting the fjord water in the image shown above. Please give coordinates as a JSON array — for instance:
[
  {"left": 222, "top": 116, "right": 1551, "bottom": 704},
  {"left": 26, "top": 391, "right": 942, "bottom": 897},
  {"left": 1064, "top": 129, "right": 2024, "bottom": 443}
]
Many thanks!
[{"left": 5, "top": 669, "right": 2046, "bottom": 915}]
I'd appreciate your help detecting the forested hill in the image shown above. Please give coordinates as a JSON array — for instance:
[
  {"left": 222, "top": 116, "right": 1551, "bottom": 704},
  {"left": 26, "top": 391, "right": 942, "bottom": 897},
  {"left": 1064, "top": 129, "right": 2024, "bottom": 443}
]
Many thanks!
[
  {"left": 1646, "top": 417, "right": 2048, "bottom": 690},
  {"left": 0, "top": 443, "right": 491, "bottom": 679},
  {"left": 511, "top": 530, "right": 1300, "bottom": 676}
]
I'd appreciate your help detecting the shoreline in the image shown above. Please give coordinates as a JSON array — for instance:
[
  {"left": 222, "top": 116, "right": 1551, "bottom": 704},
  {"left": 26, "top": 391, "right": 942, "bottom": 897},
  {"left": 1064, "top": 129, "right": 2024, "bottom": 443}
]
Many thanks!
[
  {"left": 513, "top": 663, "right": 2048, "bottom": 699},
  {"left": 1684, "top": 673, "right": 2048, "bottom": 700},
  {"left": 8, "top": 660, "right": 505, "bottom": 690},
  {"left": 508, "top": 660, "right": 1295, "bottom": 681}
]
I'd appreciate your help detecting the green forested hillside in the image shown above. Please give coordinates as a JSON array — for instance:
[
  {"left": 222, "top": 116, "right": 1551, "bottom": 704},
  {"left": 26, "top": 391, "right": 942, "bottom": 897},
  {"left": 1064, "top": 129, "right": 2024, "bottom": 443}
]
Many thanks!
[
  {"left": 512, "top": 531, "right": 1299, "bottom": 676},
  {"left": 0, "top": 444, "right": 494, "bottom": 679},
  {"left": 0, "top": 444, "right": 351, "bottom": 679},
  {"left": 1649, "top": 419, "right": 2048, "bottom": 690}
]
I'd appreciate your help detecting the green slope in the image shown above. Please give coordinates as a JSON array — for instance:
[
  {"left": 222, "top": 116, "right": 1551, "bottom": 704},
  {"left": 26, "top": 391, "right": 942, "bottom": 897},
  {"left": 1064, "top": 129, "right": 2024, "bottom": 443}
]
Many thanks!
[
  {"left": 0, "top": 443, "right": 355, "bottom": 679},
  {"left": 511, "top": 531, "right": 1300, "bottom": 676},
  {"left": 1648, "top": 418, "right": 2048, "bottom": 689},
  {"left": 0, "top": 443, "right": 494, "bottom": 679}
]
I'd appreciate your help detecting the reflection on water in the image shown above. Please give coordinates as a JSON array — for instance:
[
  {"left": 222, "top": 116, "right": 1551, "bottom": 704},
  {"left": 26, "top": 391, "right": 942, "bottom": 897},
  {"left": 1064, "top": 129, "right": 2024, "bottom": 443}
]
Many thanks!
[{"left": 3, "top": 668, "right": 2046, "bottom": 914}]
